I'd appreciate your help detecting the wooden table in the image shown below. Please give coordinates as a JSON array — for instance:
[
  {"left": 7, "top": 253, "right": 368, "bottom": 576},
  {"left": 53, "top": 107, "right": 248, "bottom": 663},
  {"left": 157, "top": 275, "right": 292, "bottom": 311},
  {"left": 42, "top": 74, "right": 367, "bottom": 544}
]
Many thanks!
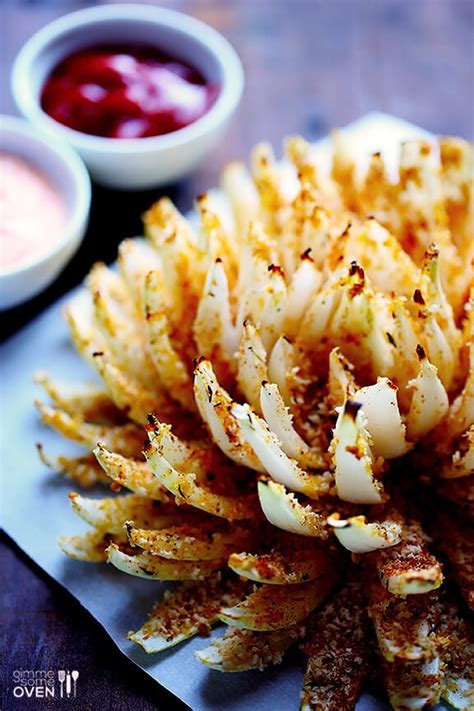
[{"left": 1, "top": 1, "right": 473, "bottom": 708}]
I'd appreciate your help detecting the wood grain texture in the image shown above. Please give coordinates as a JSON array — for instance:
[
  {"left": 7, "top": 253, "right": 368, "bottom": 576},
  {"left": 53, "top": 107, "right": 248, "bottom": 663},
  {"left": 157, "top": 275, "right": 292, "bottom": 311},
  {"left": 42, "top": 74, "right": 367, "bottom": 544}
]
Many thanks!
[{"left": 1, "top": 1, "right": 473, "bottom": 708}]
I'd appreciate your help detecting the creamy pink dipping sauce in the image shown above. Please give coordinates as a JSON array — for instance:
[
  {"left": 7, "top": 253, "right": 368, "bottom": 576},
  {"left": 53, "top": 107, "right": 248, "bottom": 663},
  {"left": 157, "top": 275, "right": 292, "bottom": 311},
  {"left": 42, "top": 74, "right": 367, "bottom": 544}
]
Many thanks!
[{"left": 0, "top": 153, "right": 67, "bottom": 271}]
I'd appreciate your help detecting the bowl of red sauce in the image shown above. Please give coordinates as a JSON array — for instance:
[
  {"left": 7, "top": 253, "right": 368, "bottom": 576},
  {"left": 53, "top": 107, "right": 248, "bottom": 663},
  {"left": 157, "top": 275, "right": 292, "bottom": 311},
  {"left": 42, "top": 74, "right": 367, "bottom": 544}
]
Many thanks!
[
  {"left": 0, "top": 115, "right": 91, "bottom": 310},
  {"left": 12, "top": 5, "right": 244, "bottom": 189}
]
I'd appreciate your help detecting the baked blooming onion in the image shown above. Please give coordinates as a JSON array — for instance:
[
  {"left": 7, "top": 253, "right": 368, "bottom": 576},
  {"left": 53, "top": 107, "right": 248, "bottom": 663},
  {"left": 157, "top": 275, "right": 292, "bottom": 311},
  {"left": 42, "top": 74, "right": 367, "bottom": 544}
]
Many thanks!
[{"left": 36, "top": 132, "right": 473, "bottom": 710}]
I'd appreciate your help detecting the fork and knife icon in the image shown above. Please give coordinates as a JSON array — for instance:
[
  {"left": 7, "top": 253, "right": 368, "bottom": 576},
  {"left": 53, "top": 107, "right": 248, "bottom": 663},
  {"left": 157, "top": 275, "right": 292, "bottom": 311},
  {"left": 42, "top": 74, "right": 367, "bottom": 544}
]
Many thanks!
[{"left": 58, "top": 670, "right": 79, "bottom": 698}]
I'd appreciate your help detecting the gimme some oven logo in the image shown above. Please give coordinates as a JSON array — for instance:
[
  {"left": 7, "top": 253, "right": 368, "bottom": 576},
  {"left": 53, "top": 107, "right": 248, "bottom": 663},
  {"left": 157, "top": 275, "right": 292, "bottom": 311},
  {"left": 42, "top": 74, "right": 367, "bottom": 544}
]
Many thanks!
[{"left": 12, "top": 670, "right": 80, "bottom": 700}]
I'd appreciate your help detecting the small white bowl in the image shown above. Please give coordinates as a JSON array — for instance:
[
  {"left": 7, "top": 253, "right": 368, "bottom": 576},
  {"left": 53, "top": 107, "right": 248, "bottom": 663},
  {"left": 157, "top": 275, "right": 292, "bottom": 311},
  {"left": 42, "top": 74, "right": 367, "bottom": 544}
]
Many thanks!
[
  {"left": 12, "top": 4, "right": 244, "bottom": 189},
  {"left": 0, "top": 115, "right": 91, "bottom": 310}
]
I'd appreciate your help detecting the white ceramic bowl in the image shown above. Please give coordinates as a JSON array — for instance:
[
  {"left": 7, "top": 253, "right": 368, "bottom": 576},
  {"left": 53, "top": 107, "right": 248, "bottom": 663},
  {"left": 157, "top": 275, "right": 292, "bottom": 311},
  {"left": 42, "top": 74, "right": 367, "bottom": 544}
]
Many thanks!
[
  {"left": 12, "top": 4, "right": 244, "bottom": 189},
  {"left": 0, "top": 115, "right": 91, "bottom": 310}
]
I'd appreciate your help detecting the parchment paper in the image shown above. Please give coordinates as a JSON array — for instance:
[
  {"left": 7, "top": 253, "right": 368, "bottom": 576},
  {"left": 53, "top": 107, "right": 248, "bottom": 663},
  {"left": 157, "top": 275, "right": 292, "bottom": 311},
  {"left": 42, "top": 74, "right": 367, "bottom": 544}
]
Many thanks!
[{"left": 1, "top": 113, "right": 445, "bottom": 711}]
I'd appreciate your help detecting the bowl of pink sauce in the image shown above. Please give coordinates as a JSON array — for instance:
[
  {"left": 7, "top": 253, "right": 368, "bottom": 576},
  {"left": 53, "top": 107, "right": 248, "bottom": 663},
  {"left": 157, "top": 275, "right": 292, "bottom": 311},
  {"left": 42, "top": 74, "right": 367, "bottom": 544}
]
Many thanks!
[
  {"left": 12, "top": 5, "right": 244, "bottom": 189},
  {"left": 0, "top": 115, "right": 91, "bottom": 310}
]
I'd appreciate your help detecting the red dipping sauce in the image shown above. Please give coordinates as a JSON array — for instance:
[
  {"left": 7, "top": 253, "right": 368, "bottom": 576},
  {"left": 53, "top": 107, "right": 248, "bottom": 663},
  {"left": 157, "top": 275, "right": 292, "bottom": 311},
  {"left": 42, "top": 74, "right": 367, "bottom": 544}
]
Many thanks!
[{"left": 41, "top": 45, "right": 218, "bottom": 139}]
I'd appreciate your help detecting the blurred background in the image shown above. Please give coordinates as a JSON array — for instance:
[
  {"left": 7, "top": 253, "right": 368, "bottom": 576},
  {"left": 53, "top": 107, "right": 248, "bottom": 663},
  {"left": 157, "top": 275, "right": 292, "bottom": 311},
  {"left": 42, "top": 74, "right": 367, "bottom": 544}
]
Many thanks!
[
  {"left": 3, "top": 0, "right": 474, "bottom": 149},
  {"left": 1, "top": 2, "right": 473, "bottom": 709}
]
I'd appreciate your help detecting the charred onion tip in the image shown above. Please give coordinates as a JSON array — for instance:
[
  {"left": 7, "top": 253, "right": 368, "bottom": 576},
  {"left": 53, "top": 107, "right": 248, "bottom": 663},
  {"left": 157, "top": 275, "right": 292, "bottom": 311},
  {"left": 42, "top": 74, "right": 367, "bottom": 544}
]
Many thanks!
[
  {"left": 215, "top": 257, "right": 222, "bottom": 263},
  {"left": 413, "top": 289, "right": 425, "bottom": 305},
  {"left": 416, "top": 344, "right": 426, "bottom": 360},
  {"left": 261, "top": 380, "right": 269, "bottom": 387},
  {"left": 301, "top": 247, "right": 313, "bottom": 260},
  {"left": 348, "top": 261, "right": 364, "bottom": 279},
  {"left": 92, "top": 351, "right": 104, "bottom": 357},
  {"left": 426, "top": 243, "right": 439, "bottom": 258},
  {"left": 146, "top": 413, "right": 158, "bottom": 426},
  {"left": 345, "top": 400, "right": 363, "bottom": 420}
]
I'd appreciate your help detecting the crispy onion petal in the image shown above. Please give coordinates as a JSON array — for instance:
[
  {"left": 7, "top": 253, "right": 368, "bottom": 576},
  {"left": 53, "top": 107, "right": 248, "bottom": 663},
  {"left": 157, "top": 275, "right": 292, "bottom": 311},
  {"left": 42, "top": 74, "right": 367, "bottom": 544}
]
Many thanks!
[
  {"left": 194, "top": 259, "right": 239, "bottom": 379},
  {"left": 228, "top": 545, "right": 332, "bottom": 585},
  {"left": 327, "top": 347, "right": 357, "bottom": 409},
  {"left": 421, "top": 246, "right": 461, "bottom": 355},
  {"left": 117, "top": 237, "right": 161, "bottom": 315},
  {"left": 36, "top": 445, "right": 109, "bottom": 488},
  {"left": 94, "top": 355, "right": 164, "bottom": 425},
  {"left": 260, "top": 382, "right": 323, "bottom": 468},
  {"left": 219, "top": 575, "right": 336, "bottom": 631},
  {"left": 298, "top": 281, "right": 342, "bottom": 346},
  {"left": 143, "top": 198, "right": 202, "bottom": 337},
  {"left": 193, "top": 359, "right": 263, "bottom": 471},
  {"left": 301, "top": 580, "right": 371, "bottom": 711},
  {"left": 331, "top": 400, "right": 384, "bottom": 504},
  {"left": 368, "top": 586, "right": 440, "bottom": 662},
  {"left": 220, "top": 161, "right": 259, "bottom": 238},
  {"left": 237, "top": 244, "right": 287, "bottom": 353},
  {"left": 106, "top": 543, "right": 222, "bottom": 580},
  {"left": 283, "top": 256, "right": 321, "bottom": 338},
  {"left": 36, "top": 401, "right": 143, "bottom": 458},
  {"left": 257, "top": 481, "right": 328, "bottom": 537},
  {"left": 145, "top": 441, "right": 259, "bottom": 520},
  {"left": 233, "top": 404, "right": 329, "bottom": 497},
  {"left": 128, "top": 574, "right": 245, "bottom": 654},
  {"left": 421, "top": 310, "right": 455, "bottom": 392},
  {"left": 68, "top": 492, "right": 178, "bottom": 534},
  {"left": 197, "top": 195, "right": 238, "bottom": 272},
  {"left": 384, "top": 655, "right": 443, "bottom": 711},
  {"left": 447, "top": 304, "right": 474, "bottom": 438},
  {"left": 267, "top": 336, "right": 295, "bottom": 406},
  {"left": 195, "top": 624, "right": 303, "bottom": 671},
  {"left": 88, "top": 263, "right": 156, "bottom": 388},
  {"left": 144, "top": 269, "right": 195, "bottom": 412},
  {"left": 65, "top": 290, "right": 107, "bottom": 369},
  {"left": 390, "top": 298, "right": 421, "bottom": 402},
  {"left": 146, "top": 418, "right": 207, "bottom": 477},
  {"left": 237, "top": 320, "right": 269, "bottom": 413},
  {"left": 127, "top": 523, "right": 251, "bottom": 561},
  {"left": 94, "top": 442, "right": 171, "bottom": 500},
  {"left": 405, "top": 350, "right": 449, "bottom": 439},
  {"left": 58, "top": 530, "right": 122, "bottom": 562},
  {"left": 327, "top": 514, "right": 402, "bottom": 554},
  {"left": 34, "top": 372, "right": 121, "bottom": 424},
  {"left": 376, "top": 522, "right": 444, "bottom": 596},
  {"left": 353, "top": 378, "right": 411, "bottom": 459}
]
